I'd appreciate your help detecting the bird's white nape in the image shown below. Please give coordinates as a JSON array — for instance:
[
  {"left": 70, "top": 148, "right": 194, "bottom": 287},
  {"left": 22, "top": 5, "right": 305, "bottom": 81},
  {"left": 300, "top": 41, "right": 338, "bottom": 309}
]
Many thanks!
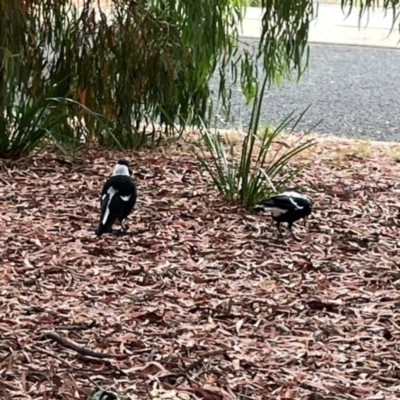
[
  {"left": 281, "top": 190, "right": 310, "bottom": 203},
  {"left": 112, "top": 164, "right": 130, "bottom": 177}
]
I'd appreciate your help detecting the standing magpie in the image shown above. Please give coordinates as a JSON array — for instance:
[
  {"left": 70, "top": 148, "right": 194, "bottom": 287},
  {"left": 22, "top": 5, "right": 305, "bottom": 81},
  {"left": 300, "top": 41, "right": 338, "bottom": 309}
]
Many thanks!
[
  {"left": 95, "top": 159, "right": 137, "bottom": 236},
  {"left": 253, "top": 189, "right": 312, "bottom": 241}
]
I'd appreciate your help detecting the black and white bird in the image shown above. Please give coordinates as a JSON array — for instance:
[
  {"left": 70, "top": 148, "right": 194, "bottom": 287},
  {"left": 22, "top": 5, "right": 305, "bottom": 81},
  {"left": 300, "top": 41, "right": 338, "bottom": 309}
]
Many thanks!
[
  {"left": 95, "top": 159, "right": 137, "bottom": 236},
  {"left": 253, "top": 189, "right": 312, "bottom": 241}
]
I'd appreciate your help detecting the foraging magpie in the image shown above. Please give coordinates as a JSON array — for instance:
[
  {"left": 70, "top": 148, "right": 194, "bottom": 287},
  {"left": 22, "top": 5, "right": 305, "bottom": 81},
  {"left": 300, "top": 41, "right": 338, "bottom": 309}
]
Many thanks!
[
  {"left": 253, "top": 189, "right": 312, "bottom": 241},
  {"left": 95, "top": 159, "right": 137, "bottom": 236}
]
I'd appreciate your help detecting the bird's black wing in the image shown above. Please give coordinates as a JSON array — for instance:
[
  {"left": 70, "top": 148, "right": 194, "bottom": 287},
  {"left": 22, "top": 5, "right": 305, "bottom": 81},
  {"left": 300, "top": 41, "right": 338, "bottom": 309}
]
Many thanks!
[
  {"left": 256, "top": 195, "right": 299, "bottom": 211},
  {"left": 99, "top": 176, "right": 137, "bottom": 225}
]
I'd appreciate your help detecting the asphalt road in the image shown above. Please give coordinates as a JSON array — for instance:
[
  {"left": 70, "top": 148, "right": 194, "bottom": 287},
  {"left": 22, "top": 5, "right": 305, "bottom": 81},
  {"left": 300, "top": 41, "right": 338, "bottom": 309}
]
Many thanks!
[{"left": 209, "top": 39, "right": 400, "bottom": 142}]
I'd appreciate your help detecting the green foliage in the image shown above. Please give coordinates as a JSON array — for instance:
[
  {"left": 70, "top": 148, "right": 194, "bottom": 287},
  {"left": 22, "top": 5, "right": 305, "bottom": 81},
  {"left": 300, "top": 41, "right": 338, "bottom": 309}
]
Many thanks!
[
  {"left": 192, "top": 77, "right": 317, "bottom": 209},
  {"left": 1, "top": 0, "right": 398, "bottom": 159},
  {"left": 0, "top": 0, "right": 250, "bottom": 155},
  {"left": 0, "top": 86, "right": 64, "bottom": 159},
  {"left": 0, "top": 0, "right": 320, "bottom": 157},
  {"left": 0, "top": 44, "right": 67, "bottom": 158},
  {"left": 0, "top": 45, "right": 114, "bottom": 159},
  {"left": 245, "top": 0, "right": 262, "bottom": 6}
]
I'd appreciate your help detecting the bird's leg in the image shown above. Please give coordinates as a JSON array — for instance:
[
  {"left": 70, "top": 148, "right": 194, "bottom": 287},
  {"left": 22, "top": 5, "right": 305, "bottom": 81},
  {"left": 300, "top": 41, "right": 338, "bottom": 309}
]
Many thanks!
[
  {"left": 303, "top": 216, "right": 308, "bottom": 227},
  {"left": 288, "top": 222, "right": 301, "bottom": 242},
  {"left": 120, "top": 219, "right": 128, "bottom": 234},
  {"left": 276, "top": 221, "right": 284, "bottom": 238}
]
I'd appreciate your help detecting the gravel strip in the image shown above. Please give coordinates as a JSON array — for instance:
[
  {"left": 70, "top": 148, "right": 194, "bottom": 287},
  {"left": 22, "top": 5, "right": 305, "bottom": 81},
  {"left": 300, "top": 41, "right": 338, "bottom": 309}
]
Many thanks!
[{"left": 209, "top": 39, "right": 400, "bottom": 142}]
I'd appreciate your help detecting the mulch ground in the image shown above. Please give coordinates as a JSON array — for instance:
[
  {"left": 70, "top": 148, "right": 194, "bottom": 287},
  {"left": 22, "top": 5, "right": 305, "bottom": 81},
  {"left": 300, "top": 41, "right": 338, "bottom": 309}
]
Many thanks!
[{"left": 0, "top": 137, "right": 400, "bottom": 400}]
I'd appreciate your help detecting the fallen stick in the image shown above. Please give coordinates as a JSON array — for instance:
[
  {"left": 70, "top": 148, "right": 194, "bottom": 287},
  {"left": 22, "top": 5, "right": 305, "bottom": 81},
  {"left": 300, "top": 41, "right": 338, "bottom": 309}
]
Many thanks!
[{"left": 38, "top": 332, "right": 114, "bottom": 359}]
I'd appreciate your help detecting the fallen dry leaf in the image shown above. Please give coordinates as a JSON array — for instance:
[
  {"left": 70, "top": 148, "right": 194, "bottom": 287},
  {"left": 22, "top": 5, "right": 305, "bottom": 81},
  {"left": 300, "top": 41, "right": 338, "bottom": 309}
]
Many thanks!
[{"left": 0, "top": 142, "right": 399, "bottom": 400}]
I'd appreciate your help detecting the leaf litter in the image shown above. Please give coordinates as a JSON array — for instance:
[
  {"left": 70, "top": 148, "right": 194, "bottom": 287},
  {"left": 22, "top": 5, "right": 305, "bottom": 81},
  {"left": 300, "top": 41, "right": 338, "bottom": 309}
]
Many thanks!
[{"left": 0, "top": 141, "right": 400, "bottom": 400}]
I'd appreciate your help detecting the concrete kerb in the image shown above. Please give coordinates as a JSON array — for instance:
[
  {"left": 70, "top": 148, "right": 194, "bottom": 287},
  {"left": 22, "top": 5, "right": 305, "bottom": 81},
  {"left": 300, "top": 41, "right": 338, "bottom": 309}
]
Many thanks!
[{"left": 241, "top": 4, "right": 400, "bottom": 49}]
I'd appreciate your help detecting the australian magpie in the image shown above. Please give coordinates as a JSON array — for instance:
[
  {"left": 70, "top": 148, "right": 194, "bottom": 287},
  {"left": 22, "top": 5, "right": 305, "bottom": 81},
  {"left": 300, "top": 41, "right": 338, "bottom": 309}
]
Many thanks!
[
  {"left": 253, "top": 189, "right": 312, "bottom": 241},
  {"left": 95, "top": 159, "right": 137, "bottom": 236}
]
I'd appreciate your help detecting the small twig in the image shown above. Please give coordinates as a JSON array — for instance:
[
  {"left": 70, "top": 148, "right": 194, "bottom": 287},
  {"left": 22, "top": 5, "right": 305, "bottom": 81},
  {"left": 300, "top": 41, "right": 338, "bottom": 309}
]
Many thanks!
[
  {"left": 63, "top": 213, "right": 93, "bottom": 222},
  {"left": 159, "top": 350, "right": 227, "bottom": 382},
  {"left": 56, "top": 321, "right": 99, "bottom": 331},
  {"left": 93, "top": 360, "right": 126, "bottom": 376},
  {"left": 145, "top": 382, "right": 154, "bottom": 400},
  {"left": 34, "top": 346, "right": 73, "bottom": 368},
  {"left": 58, "top": 367, "right": 126, "bottom": 377},
  {"left": 0, "top": 380, "right": 18, "bottom": 391},
  {"left": 86, "top": 375, "right": 101, "bottom": 388},
  {"left": 185, "top": 350, "right": 227, "bottom": 373},
  {"left": 38, "top": 332, "right": 114, "bottom": 359},
  {"left": 0, "top": 351, "right": 13, "bottom": 364}
]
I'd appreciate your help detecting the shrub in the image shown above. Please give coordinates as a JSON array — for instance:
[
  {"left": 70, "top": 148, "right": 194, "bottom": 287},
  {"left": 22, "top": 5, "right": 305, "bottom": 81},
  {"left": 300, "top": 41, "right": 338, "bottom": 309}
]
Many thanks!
[
  {"left": 0, "top": 0, "right": 250, "bottom": 154},
  {"left": 191, "top": 77, "right": 317, "bottom": 209},
  {"left": 0, "top": 0, "right": 320, "bottom": 157}
]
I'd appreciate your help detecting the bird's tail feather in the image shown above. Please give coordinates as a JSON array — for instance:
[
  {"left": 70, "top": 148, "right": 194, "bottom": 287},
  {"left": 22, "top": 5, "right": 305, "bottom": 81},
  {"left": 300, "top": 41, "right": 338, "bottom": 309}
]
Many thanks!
[
  {"left": 95, "top": 218, "right": 112, "bottom": 235},
  {"left": 253, "top": 199, "right": 275, "bottom": 212},
  {"left": 95, "top": 224, "right": 105, "bottom": 236}
]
